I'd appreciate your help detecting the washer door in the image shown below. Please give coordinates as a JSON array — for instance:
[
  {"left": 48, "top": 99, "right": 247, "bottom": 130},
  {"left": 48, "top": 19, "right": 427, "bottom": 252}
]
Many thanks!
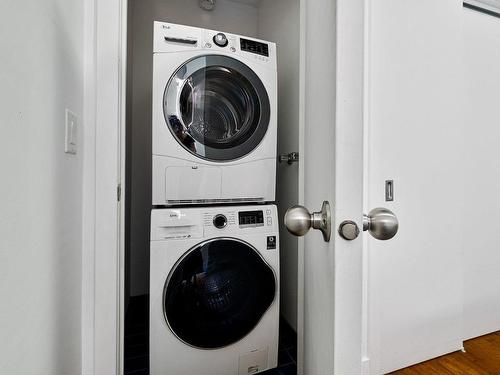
[
  {"left": 164, "top": 238, "right": 276, "bottom": 349},
  {"left": 163, "top": 55, "right": 271, "bottom": 161}
]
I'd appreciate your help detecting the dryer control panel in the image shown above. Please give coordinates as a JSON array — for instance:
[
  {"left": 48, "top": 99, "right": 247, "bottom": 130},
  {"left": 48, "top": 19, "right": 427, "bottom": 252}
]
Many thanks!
[{"left": 153, "top": 21, "right": 277, "bottom": 68}]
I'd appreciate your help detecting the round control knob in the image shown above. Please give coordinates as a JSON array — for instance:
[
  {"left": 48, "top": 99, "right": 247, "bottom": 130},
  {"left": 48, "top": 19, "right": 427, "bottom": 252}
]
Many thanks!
[
  {"left": 213, "top": 214, "right": 227, "bottom": 229},
  {"left": 213, "top": 33, "right": 228, "bottom": 47}
]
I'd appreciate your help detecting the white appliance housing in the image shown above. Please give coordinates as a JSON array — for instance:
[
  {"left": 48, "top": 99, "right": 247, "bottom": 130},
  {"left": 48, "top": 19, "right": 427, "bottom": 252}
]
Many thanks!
[
  {"left": 150, "top": 205, "right": 279, "bottom": 375},
  {"left": 152, "top": 21, "right": 278, "bottom": 205}
]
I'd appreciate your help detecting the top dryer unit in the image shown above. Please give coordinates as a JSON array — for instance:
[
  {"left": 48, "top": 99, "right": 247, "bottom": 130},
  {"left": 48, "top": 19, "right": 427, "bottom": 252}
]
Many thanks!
[{"left": 152, "top": 21, "right": 277, "bottom": 206}]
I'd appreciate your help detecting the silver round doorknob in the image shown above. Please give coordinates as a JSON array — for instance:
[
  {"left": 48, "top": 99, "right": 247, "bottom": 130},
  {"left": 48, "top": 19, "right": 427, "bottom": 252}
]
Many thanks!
[
  {"left": 363, "top": 207, "right": 399, "bottom": 240},
  {"left": 284, "top": 201, "right": 331, "bottom": 242},
  {"left": 284, "top": 206, "right": 311, "bottom": 237}
]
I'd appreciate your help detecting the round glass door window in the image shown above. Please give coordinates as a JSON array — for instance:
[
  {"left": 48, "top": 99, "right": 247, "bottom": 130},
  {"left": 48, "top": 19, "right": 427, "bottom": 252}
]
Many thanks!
[
  {"left": 163, "top": 55, "right": 271, "bottom": 161},
  {"left": 164, "top": 238, "right": 276, "bottom": 349}
]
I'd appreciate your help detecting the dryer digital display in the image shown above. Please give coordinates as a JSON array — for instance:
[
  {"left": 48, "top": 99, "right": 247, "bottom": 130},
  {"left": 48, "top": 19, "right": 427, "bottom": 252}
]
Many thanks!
[{"left": 240, "top": 38, "right": 269, "bottom": 57}]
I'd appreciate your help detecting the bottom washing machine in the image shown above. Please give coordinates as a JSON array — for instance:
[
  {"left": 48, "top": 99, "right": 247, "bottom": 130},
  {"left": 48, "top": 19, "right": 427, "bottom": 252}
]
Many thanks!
[{"left": 150, "top": 205, "right": 279, "bottom": 375}]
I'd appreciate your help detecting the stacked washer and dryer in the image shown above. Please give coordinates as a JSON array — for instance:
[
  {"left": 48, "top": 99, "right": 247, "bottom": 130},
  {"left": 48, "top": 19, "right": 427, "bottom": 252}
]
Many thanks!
[{"left": 150, "top": 22, "right": 279, "bottom": 375}]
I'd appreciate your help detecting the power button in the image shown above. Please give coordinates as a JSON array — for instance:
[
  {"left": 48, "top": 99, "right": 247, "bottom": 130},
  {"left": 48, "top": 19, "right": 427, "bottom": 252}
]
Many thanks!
[{"left": 213, "top": 33, "right": 228, "bottom": 47}]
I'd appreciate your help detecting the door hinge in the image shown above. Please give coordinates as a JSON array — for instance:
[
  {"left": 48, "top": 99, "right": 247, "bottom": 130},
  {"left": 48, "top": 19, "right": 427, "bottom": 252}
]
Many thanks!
[{"left": 117, "top": 183, "right": 121, "bottom": 202}]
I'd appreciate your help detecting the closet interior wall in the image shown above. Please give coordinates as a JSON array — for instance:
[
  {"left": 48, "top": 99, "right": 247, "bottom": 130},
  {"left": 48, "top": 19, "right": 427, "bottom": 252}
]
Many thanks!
[{"left": 126, "top": 0, "right": 301, "bottom": 330}]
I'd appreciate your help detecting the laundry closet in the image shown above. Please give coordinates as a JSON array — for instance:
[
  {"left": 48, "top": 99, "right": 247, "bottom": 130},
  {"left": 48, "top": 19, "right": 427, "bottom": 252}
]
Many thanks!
[{"left": 125, "top": 0, "right": 301, "bottom": 374}]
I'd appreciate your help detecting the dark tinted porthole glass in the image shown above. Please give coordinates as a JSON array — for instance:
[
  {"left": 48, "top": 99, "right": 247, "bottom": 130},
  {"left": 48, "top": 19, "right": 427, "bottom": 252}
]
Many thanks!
[
  {"left": 164, "top": 238, "right": 276, "bottom": 349},
  {"left": 178, "top": 67, "right": 259, "bottom": 148},
  {"left": 163, "top": 55, "right": 271, "bottom": 161}
]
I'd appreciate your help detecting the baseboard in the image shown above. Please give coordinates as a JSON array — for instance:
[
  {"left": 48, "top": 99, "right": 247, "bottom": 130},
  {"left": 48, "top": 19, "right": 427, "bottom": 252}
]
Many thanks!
[{"left": 361, "top": 356, "right": 370, "bottom": 375}]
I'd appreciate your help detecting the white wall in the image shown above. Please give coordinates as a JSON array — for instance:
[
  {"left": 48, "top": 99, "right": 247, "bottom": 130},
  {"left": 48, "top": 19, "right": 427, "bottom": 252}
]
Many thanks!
[
  {"left": 0, "top": 0, "right": 84, "bottom": 373},
  {"left": 463, "top": 7, "right": 500, "bottom": 340},
  {"left": 127, "top": 0, "right": 259, "bottom": 296},
  {"left": 258, "top": 0, "right": 301, "bottom": 331}
]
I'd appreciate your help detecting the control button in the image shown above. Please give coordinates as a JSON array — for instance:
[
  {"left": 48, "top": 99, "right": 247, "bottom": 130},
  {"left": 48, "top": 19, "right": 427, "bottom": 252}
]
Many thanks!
[
  {"left": 213, "top": 33, "right": 228, "bottom": 47},
  {"left": 266, "top": 209, "right": 271, "bottom": 215},
  {"left": 204, "top": 42, "right": 212, "bottom": 48},
  {"left": 230, "top": 46, "right": 236, "bottom": 52},
  {"left": 267, "top": 217, "right": 272, "bottom": 226},
  {"left": 213, "top": 214, "right": 227, "bottom": 229}
]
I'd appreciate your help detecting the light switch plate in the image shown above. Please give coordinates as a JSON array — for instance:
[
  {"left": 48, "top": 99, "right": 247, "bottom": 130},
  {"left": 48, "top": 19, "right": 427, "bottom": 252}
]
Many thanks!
[{"left": 65, "top": 109, "right": 78, "bottom": 155}]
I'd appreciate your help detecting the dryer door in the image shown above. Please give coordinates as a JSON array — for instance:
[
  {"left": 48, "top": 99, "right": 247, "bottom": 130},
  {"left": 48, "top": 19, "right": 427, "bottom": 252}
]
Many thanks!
[
  {"left": 163, "top": 55, "right": 271, "bottom": 161},
  {"left": 164, "top": 238, "right": 276, "bottom": 349}
]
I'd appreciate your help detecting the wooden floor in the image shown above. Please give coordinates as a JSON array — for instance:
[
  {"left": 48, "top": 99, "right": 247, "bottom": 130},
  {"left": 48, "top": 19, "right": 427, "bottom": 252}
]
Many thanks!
[{"left": 389, "top": 331, "right": 500, "bottom": 375}]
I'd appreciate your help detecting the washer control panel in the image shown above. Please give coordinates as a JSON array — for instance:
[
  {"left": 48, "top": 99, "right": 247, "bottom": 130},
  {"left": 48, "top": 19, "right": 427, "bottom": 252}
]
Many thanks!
[
  {"left": 151, "top": 205, "right": 278, "bottom": 240},
  {"left": 202, "top": 206, "right": 276, "bottom": 235}
]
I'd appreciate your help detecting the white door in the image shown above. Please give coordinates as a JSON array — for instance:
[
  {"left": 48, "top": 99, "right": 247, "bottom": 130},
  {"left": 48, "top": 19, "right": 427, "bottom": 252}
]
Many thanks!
[
  {"left": 365, "top": 0, "right": 465, "bottom": 373},
  {"left": 285, "top": 0, "right": 367, "bottom": 373}
]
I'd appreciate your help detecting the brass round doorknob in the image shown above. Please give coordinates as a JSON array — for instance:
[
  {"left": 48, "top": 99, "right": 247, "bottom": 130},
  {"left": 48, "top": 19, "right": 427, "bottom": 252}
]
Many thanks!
[{"left": 363, "top": 207, "right": 399, "bottom": 240}]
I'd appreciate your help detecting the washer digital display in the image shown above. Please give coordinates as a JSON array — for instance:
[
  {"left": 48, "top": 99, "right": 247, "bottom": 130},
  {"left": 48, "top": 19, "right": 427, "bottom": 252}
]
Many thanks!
[{"left": 239, "top": 210, "right": 264, "bottom": 227}]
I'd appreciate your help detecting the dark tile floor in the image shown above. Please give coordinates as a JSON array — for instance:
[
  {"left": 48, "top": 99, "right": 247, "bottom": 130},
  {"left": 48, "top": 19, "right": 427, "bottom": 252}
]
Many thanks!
[
  {"left": 124, "top": 295, "right": 149, "bottom": 375},
  {"left": 260, "top": 317, "right": 297, "bottom": 375},
  {"left": 124, "top": 296, "right": 297, "bottom": 375}
]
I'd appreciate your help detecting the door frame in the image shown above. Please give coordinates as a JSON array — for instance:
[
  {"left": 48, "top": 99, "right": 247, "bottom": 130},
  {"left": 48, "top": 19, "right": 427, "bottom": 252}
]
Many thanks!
[
  {"left": 82, "top": 0, "right": 127, "bottom": 374},
  {"left": 82, "top": 0, "right": 366, "bottom": 374},
  {"left": 332, "top": 0, "right": 366, "bottom": 373}
]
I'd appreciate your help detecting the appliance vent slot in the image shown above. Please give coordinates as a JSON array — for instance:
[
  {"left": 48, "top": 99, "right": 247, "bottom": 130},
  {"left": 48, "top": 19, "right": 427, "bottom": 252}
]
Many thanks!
[{"left": 166, "top": 198, "right": 265, "bottom": 206}]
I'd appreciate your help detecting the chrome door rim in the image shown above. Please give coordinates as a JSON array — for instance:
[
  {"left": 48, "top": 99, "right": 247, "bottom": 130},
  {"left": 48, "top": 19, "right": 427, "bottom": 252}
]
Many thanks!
[{"left": 163, "top": 55, "right": 271, "bottom": 162}]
